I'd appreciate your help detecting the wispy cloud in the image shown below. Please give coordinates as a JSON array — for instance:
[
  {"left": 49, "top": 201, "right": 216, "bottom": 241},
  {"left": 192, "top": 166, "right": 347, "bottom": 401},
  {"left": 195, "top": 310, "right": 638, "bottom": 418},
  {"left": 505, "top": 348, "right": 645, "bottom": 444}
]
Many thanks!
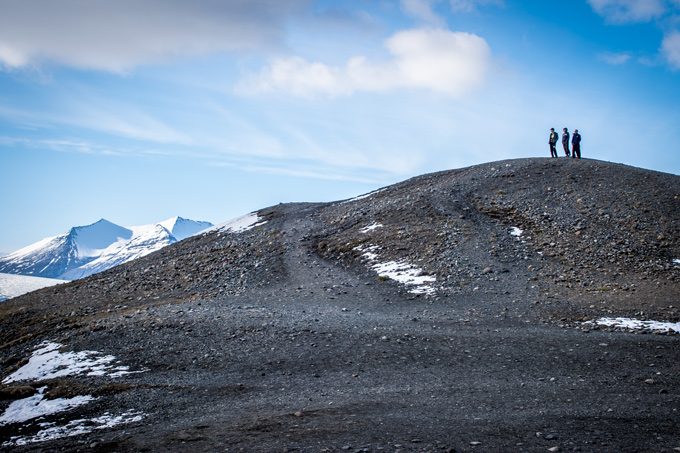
[
  {"left": 0, "top": 102, "right": 190, "bottom": 144},
  {"left": 0, "top": 95, "right": 429, "bottom": 183},
  {"left": 237, "top": 28, "right": 491, "bottom": 98},
  {"left": 0, "top": 0, "right": 307, "bottom": 72},
  {"left": 401, "top": 0, "right": 445, "bottom": 27},
  {"left": 662, "top": 31, "right": 680, "bottom": 68},
  {"left": 599, "top": 51, "right": 632, "bottom": 64},
  {"left": 587, "top": 0, "right": 667, "bottom": 23},
  {"left": 2, "top": 133, "right": 398, "bottom": 184},
  {"left": 210, "top": 159, "right": 390, "bottom": 185},
  {"left": 0, "top": 136, "right": 181, "bottom": 158},
  {"left": 69, "top": 104, "right": 191, "bottom": 144},
  {"left": 588, "top": 0, "right": 680, "bottom": 69},
  {"left": 400, "top": 0, "right": 503, "bottom": 25},
  {"left": 449, "top": 0, "right": 504, "bottom": 13}
]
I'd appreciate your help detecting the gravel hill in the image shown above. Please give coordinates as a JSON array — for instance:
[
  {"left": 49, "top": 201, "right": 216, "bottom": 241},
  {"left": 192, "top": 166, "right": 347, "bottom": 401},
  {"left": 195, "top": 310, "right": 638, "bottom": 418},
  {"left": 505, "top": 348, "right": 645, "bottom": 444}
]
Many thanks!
[{"left": 1, "top": 158, "right": 678, "bottom": 452}]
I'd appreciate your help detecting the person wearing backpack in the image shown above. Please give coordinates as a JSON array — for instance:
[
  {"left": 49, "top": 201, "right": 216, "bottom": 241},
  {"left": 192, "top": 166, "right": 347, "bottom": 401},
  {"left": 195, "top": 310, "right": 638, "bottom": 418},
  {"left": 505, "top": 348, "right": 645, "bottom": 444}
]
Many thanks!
[
  {"left": 572, "top": 129, "right": 582, "bottom": 159},
  {"left": 548, "top": 128, "right": 558, "bottom": 158},
  {"left": 562, "top": 127, "right": 571, "bottom": 157}
]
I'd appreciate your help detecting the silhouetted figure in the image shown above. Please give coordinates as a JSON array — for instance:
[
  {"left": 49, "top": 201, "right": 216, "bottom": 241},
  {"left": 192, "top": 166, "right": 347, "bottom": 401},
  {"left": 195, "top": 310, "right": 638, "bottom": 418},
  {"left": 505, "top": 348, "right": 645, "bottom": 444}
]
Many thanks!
[
  {"left": 572, "top": 129, "right": 581, "bottom": 159},
  {"left": 562, "top": 128, "right": 570, "bottom": 157},
  {"left": 549, "top": 128, "right": 558, "bottom": 158}
]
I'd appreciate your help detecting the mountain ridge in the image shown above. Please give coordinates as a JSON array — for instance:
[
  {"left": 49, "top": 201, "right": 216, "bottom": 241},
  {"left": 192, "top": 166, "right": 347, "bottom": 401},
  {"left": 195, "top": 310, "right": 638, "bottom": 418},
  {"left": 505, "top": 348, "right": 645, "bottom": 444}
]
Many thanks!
[{"left": 0, "top": 216, "right": 213, "bottom": 281}]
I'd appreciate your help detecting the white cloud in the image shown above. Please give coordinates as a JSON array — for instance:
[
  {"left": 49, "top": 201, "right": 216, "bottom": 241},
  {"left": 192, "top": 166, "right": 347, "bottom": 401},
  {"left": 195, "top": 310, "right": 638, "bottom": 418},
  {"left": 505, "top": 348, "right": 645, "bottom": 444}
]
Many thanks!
[
  {"left": 0, "top": 42, "right": 27, "bottom": 67},
  {"left": 237, "top": 28, "right": 491, "bottom": 98},
  {"left": 599, "top": 51, "right": 632, "bottom": 64},
  {"left": 449, "top": 0, "right": 503, "bottom": 12},
  {"left": 588, "top": 1, "right": 680, "bottom": 69},
  {"left": 402, "top": 0, "right": 502, "bottom": 20},
  {"left": 0, "top": 0, "right": 305, "bottom": 72},
  {"left": 662, "top": 31, "right": 680, "bottom": 68},
  {"left": 587, "top": 0, "right": 666, "bottom": 23},
  {"left": 243, "top": 57, "right": 348, "bottom": 97},
  {"left": 401, "top": 0, "right": 445, "bottom": 26}
]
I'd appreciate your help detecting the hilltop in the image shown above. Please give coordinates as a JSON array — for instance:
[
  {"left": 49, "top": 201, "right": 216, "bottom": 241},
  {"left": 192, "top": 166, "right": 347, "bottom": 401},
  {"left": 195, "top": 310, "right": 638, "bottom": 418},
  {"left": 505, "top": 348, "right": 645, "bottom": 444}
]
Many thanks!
[{"left": 0, "top": 158, "right": 678, "bottom": 451}]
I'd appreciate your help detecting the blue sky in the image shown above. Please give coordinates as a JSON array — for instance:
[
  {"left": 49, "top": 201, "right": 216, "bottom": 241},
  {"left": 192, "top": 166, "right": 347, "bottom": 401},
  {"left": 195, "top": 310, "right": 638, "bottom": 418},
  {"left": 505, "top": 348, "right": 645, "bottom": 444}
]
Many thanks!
[{"left": 1, "top": 0, "right": 679, "bottom": 252}]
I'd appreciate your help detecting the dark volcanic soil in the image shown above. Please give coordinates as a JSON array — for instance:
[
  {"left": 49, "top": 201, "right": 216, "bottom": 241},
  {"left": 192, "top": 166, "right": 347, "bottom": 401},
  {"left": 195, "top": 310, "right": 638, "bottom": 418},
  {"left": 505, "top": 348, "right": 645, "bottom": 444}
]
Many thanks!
[{"left": 1, "top": 158, "right": 679, "bottom": 452}]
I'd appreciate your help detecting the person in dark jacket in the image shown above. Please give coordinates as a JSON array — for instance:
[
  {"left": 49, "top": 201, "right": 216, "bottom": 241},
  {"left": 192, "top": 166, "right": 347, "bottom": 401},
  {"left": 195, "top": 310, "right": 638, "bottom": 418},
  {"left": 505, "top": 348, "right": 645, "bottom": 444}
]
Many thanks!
[
  {"left": 562, "top": 128, "right": 571, "bottom": 157},
  {"left": 572, "top": 129, "right": 581, "bottom": 159},
  {"left": 549, "top": 128, "right": 558, "bottom": 158}
]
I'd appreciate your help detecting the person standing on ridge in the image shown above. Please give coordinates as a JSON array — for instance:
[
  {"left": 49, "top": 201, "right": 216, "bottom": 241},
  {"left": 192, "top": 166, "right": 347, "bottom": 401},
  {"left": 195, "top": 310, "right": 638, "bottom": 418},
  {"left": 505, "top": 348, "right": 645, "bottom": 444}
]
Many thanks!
[
  {"left": 572, "top": 129, "right": 582, "bottom": 159},
  {"left": 549, "top": 128, "right": 558, "bottom": 158},
  {"left": 562, "top": 127, "right": 571, "bottom": 157}
]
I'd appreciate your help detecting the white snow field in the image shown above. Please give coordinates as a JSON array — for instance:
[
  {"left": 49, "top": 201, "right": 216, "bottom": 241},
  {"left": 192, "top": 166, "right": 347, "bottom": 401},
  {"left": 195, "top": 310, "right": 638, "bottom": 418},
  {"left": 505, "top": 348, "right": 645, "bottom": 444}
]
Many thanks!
[
  {"left": 509, "top": 226, "right": 523, "bottom": 237},
  {"left": 2, "top": 342, "right": 137, "bottom": 384},
  {"left": 0, "top": 387, "right": 93, "bottom": 426},
  {"left": 360, "top": 223, "right": 384, "bottom": 233},
  {"left": 0, "top": 341, "right": 146, "bottom": 446},
  {"left": 354, "top": 244, "right": 437, "bottom": 295},
  {"left": 0, "top": 273, "right": 67, "bottom": 301},
  {"left": 341, "top": 188, "right": 386, "bottom": 204},
  {"left": 3, "top": 411, "right": 145, "bottom": 447},
  {"left": 587, "top": 317, "right": 680, "bottom": 333},
  {"left": 210, "top": 212, "right": 267, "bottom": 234}
]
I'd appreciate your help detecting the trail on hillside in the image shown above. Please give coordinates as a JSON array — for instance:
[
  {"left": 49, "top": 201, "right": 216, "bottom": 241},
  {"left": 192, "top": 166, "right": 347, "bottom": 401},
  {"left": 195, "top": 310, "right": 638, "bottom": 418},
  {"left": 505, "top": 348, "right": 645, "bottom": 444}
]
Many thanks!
[{"left": 1, "top": 158, "right": 678, "bottom": 451}]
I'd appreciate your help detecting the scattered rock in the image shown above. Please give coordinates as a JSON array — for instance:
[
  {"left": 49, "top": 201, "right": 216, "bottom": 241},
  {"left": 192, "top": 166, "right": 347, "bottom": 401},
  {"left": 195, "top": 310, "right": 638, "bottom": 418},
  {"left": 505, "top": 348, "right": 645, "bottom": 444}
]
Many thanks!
[{"left": 0, "top": 384, "right": 35, "bottom": 400}]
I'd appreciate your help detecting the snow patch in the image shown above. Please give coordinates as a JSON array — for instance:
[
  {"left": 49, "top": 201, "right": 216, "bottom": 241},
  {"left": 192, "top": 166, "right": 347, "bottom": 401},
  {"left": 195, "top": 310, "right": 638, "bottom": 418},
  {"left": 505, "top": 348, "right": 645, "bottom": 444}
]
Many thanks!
[
  {"left": 372, "top": 261, "right": 437, "bottom": 295},
  {"left": 360, "top": 223, "right": 383, "bottom": 233},
  {"left": 509, "top": 227, "right": 523, "bottom": 237},
  {"left": 2, "top": 342, "right": 137, "bottom": 384},
  {"left": 0, "top": 342, "right": 145, "bottom": 446},
  {"left": 673, "top": 258, "right": 680, "bottom": 265},
  {"left": 211, "top": 213, "right": 266, "bottom": 234},
  {"left": 0, "top": 273, "right": 67, "bottom": 301},
  {"left": 0, "top": 387, "right": 93, "bottom": 426},
  {"left": 2, "top": 411, "right": 145, "bottom": 447},
  {"left": 354, "top": 244, "right": 436, "bottom": 295},
  {"left": 341, "top": 188, "right": 386, "bottom": 204},
  {"left": 586, "top": 317, "right": 680, "bottom": 334},
  {"left": 354, "top": 244, "right": 381, "bottom": 261}
]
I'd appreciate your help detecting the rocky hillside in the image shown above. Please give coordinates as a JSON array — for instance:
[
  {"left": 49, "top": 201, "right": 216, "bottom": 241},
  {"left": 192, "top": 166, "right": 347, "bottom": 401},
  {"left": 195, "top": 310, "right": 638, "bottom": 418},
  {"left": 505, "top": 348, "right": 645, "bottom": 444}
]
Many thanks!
[
  {"left": 0, "top": 158, "right": 678, "bottom": 452},
  {"left": 317, "top": 157, "right": 679, "bottom": 320}
]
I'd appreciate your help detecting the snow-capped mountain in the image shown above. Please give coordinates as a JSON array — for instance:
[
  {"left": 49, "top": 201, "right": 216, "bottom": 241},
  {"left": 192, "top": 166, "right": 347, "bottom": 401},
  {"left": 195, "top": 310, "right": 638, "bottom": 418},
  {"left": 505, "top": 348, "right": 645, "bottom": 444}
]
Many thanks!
[
  {"left": 59, "top": 223, "right": 176, "bottom": 280},
  {"left": 0, "top": 217, "right": 212, "bottom": 281},
  {"left": 0, "top": 219, "right": 132, "bottom": 279},
  {"left": 159, "top": 216, "right": 213, "bottom": 241}
]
